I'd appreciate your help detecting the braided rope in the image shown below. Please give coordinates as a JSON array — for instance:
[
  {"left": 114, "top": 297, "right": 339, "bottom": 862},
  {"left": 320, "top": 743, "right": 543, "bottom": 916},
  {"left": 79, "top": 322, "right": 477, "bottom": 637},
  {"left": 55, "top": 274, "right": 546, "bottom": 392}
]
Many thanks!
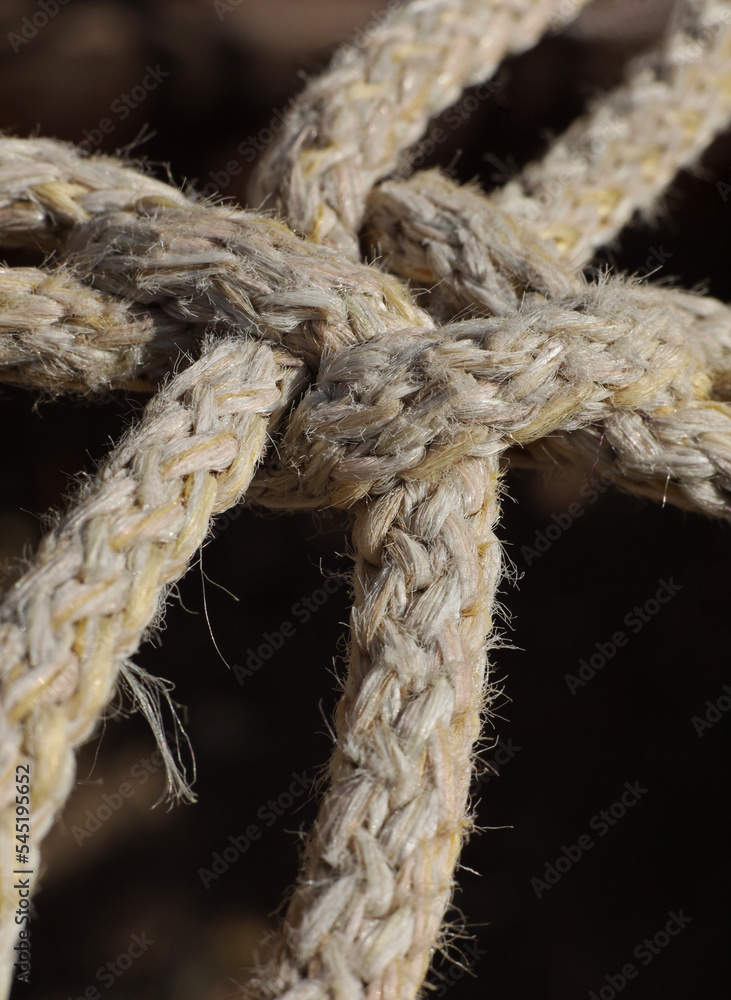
[
  {"left": 249, "top": 287, "right": 731, "bottom": 518},
  {"left": 0, "top": 337, "right": 304, "bottom": 998},
  {"left": 0, "top": 2, "right": 729, "bottom": 998},
  {"left": 245, "top": 459, "right": 502, "bottom": 1000},
  {"left": 0, "top": 265, "right": 195, "bottom": 393},
  {"left": 4, "top": 3, "right": 731, "bottom": 391},
  {"left": 4, "top": 272, "right": 728, "bottom": 997},
  {"left": 364, "top": 166, "right": 731, "bottom": 381},
  {"left": 0, "top": 137, "right": 187, "bottom": 249},
  {"left": 493, "top": 0, "right": 731, "bottom": 265},
  {"left": 2, "top": 206, "right": 730, "bottom": 998},
  {"left": 3, "top": 142, "right": 731, "bottom": 411},
  {"left": 4, "top": 144, "right": 729, "bottom": 515},
  {"left": 247, "top": 0, "right": 593, "bottom": 251}
]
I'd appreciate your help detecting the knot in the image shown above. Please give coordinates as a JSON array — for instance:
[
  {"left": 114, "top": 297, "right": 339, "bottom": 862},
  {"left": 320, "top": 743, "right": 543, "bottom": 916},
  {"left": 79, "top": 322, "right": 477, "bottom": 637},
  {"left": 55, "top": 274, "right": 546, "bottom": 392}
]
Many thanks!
[
  {"left": 250, "top": 281, "right": 731, "bottom": 514},
  {"left": 62, "top": 203, "right": 432, "bottom": 373}
]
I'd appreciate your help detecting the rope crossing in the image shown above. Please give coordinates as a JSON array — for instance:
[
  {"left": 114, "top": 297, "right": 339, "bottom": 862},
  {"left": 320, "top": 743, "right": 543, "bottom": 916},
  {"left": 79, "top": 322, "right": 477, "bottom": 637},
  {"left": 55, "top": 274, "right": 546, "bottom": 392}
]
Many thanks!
[{"left": 1, "top": 1, "right": 730, "bottom": 998}]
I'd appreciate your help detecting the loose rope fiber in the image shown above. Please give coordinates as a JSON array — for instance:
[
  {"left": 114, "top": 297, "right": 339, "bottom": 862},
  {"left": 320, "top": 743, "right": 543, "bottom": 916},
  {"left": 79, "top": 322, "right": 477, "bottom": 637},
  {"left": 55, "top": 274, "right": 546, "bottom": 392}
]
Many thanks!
[{"left": 0, "top": 1, "right": 730, "bottom": 998}]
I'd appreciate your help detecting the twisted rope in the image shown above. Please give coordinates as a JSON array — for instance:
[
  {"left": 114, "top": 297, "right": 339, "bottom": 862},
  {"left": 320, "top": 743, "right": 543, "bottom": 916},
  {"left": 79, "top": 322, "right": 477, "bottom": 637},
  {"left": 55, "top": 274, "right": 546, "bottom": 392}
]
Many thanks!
[{"left": 0, "top": 2, "right": 730, "bottom": 998}]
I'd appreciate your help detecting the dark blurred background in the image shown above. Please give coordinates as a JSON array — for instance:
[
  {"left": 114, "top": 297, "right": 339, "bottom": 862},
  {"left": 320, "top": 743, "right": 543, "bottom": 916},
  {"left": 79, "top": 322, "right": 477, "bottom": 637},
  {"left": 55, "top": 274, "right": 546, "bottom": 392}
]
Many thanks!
[{"left": 1, "top": 1, "right": 729, "bottom": 998}]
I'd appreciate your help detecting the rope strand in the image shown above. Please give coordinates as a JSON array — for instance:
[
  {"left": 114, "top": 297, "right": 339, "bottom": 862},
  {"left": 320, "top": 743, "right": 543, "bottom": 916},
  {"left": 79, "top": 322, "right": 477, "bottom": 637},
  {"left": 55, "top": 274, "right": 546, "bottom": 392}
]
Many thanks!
[
  {"left": 494, "top": 0, "right": 731, "bottom": 265},
  {"left": 248, "top": 0, "right": 593, "bottom": 252},
  {"left": 0, "top": 338, "right": 302, "bottom": 997}
]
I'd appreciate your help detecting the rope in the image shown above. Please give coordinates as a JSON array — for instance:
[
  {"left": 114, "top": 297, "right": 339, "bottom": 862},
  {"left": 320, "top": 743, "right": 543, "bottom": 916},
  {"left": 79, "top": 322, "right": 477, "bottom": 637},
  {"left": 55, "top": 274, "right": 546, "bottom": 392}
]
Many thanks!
[
  {"left": 0, "top": 1, "right": 730, "bottom": 998},
  {"left": 363, "top": 169, "right": 731, "bottom": 478},
  {"left": 249, "top": 286, "right": 731, "bottom": 518},
  {"left": 247, "top": 0, "right": 594, "bottom": 251},
  {"left": 4, "top": 145, "right": 730, "bottom": 512},
  {"left": 493, "top": 0, "right": 731, "bottom": 265},
  {"left": 0, "top": 136, "right": 187, "bottom": 250},
  {"left": 0, "top": 337, "right": 303, "bottom": 997},
  {"left": 0, "top": 264, "right": 192, "bottom": 393},
  {"left": 245, "top": 458, "right": 502, "bottom": 1000}
]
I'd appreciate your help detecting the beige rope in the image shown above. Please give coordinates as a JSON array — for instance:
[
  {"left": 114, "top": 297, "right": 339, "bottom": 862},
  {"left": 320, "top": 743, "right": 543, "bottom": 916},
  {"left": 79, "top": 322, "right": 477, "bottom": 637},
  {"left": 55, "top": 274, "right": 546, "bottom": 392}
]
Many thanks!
[
  {"left": 0, "top": 265, "right": 196, "bottom": 393},
  {"left": 0, "top": 2, "right": 729, "bottom": 998},
  {"left": 245, "top": 459, "right": 502, "bottom": 1000},
  {"left": 365, "top": 168, "right": 731, "bottom": 387},
  {"left": 4, "top": 5, "right": 731, "bottom": 391},
  {"left": 8, "top": 146, "right": 724, "bottom": 516},
  {"left": 247, "top": 0, "right": 593, "bottom": 252},
  {"left": 3, "top": 0, "right": 731, "bottom": 391},
  {"left": 0, "top": 137, "right": 187, "bottom": 250},
  {"left": 0, "top": 139, "right": 198, "bottom": 392},
  {"left": 364, "top": 165, "right": 731, "bottom": 501},
  {"left": 493, "top": 0, "right": 731, "bottom": 266},
  {"left": 248, "top": 291, "right": 731, "bottom": 517},
  {"left": 239, "top": 306, "right": 731, "bottom": 999},
  {"left": 3, "top": 280, "right": 728, "bottom": 998},
  {"left": 2, "top": 140, "right": 731, "bottom": 468},
  {"left": 0, "top": 336, "right": 303, "bottom": 999}
]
